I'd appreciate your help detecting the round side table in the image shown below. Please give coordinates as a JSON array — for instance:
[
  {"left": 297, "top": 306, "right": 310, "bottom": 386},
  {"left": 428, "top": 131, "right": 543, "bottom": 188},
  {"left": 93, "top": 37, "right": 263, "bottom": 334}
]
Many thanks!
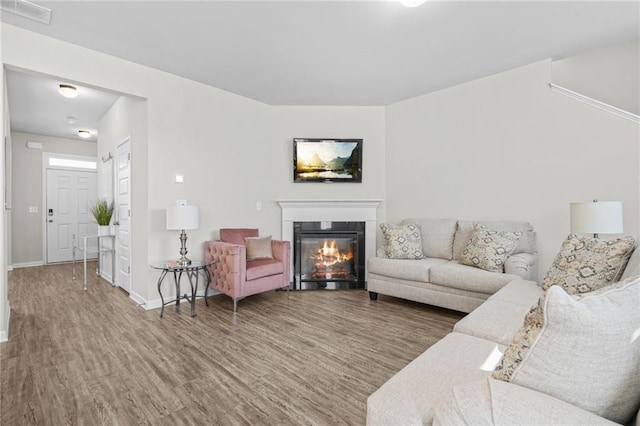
[{"left": 150, "top": 260, "right": 214, "bottom": 318}]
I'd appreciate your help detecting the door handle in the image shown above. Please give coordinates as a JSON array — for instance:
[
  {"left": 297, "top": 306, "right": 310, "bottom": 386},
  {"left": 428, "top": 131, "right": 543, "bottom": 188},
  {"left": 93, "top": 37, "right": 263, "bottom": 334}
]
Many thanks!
[
  {"left": 113, "top": 221, "right": 120, "bottom": 226},
  {"left": 48, "top": 219, "right": 53, "bottom": 223}
]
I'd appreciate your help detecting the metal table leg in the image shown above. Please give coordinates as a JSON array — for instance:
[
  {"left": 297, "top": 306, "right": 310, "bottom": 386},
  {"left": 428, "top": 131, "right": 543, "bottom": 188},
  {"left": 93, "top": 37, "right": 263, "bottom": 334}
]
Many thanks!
[
  {"left": 203, "top": 267, "right": 211, "bottom": 307},
  {"left": 157, "top": 270, "right": 168, "bottom": 318},
  {"left": 72, "top": 234, "right": 77, "bottom": 281},
  {"left": 96, "top": 236, "right": 101, "bottom": 277},
  {"left": 111, "top": 236, "right": 116, "bottom": 286},
  {"left": 187, "top": 269, "right": 197, "bottom": 317},
  {"left": 174, "top": 271, "right": 181, "bottom": 314},
  {"left": 83, "top": 236, "right": 88, "bottom": 291}
]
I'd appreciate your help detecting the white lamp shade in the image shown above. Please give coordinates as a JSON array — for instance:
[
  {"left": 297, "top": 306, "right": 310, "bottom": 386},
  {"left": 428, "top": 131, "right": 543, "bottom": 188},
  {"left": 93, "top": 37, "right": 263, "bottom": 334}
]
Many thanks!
[
  {"left": 166, "top": 205, "right": 199, "bottom": 230},
  {"left": 570, "top": 201, "right": 623, "bottom": 234},
  {"left": 399, "top": 0, "right": 426, "bottom": 6}
]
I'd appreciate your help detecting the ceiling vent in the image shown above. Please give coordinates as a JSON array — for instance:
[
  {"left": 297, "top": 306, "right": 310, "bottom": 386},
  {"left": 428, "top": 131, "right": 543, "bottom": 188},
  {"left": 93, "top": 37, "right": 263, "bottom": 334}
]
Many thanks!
[{"left": 1, "top": 0, "right": 51, "bottom": 25}]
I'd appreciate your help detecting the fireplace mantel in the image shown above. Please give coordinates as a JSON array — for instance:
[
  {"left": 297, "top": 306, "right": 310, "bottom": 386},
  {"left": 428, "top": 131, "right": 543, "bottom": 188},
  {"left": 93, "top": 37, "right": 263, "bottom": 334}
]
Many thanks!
[
  {"left": 278, "top": 199, "right": 383, "bottom": 282},
  {"left": 278, "top": 199, "right": 383, "bottom": 211}
]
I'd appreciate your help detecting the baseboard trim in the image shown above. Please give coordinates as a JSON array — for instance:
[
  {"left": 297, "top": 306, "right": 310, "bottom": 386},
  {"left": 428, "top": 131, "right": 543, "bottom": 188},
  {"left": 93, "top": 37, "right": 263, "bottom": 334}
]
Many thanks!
[
  {"left": 129, "top": 291, "right": 146, "bottom": 308},
  {"left": 143, "top": 288, "right": 215, "bottom": 311},
  {"left": 0, "top": 301, "right": 10, "bottom": 343},
  {"left": 11, "top": 261, "right": 44, "bottom": 269},
  {"left": 145, "top": 298, "right": 163, "bottom": 311},
  {"left": 99, "top": 272, "right": 114, "bottom": 284}
]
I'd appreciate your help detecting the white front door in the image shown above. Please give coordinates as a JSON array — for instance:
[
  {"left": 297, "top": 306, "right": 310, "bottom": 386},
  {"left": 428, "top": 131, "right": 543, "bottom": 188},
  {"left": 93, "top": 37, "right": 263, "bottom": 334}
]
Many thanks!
[
  {"left": 46, "top": 169, "right": 98, "bottom": 263},
  {"left": 115, "top": 138, "right": 131, "bottom": 293}
]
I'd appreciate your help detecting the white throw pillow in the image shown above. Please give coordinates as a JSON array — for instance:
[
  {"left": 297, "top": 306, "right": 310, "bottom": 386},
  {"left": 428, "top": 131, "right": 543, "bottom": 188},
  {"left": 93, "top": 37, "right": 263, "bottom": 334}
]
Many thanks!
[{"left": 493, "top": 274, "right": 640, "bottom": 424}]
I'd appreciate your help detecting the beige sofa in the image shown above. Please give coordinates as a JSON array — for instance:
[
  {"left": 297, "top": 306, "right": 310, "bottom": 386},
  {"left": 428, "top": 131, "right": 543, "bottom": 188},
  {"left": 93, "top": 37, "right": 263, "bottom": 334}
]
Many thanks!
[
  {"left": 367, "top": 219, "right": 538, "bottom": 313},
  {"left": 367, "top": 241, "right": 640, "bottom": 426}
]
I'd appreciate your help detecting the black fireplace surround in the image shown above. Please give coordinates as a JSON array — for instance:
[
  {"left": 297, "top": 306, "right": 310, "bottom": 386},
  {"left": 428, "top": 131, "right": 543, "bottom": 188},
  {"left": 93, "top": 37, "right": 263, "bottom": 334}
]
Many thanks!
[{"left": 293, "top": 221, "right": 366, "bottom": 290}]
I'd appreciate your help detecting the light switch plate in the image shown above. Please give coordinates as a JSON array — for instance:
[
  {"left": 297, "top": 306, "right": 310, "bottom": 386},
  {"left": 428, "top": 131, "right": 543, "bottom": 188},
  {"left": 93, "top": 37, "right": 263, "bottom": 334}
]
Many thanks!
[
  {"left": 175, "top": 174, "right": 184, "bottom": 183},
  {"left": 176, "top": 199, "right": 187, "bottom": 206}
]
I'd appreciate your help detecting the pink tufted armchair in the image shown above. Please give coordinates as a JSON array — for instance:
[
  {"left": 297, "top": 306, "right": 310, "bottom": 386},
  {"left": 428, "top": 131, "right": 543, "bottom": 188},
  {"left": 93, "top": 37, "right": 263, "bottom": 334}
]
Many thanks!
[{"left": 203, "top": 228, "right": 291, "bottom": 312}]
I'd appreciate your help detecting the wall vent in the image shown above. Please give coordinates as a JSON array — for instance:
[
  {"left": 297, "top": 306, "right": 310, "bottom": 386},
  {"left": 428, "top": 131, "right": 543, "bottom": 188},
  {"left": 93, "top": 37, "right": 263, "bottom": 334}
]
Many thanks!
[{"left": 1, "top": 0, "right": 51, "bottom": 25}]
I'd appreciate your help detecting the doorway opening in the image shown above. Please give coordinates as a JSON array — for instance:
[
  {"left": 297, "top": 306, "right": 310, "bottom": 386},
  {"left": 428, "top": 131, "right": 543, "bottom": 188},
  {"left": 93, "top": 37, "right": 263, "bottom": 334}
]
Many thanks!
[{"left": 42, "top": 152, "right": 98, "bottom": 264}]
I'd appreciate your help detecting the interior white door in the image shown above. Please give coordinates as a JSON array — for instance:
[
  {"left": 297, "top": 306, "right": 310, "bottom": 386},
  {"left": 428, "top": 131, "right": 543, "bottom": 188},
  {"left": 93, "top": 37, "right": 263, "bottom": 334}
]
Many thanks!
[
  {"left": 115, "top": 138, "right": 131, "bottom": 293},
  {"left": 46, "top": 169, "right": 98, "bottom": 263}
]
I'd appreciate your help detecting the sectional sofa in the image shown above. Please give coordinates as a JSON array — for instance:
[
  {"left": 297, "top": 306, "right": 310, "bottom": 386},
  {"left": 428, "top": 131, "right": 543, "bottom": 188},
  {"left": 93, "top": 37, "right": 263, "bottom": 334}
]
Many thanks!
[
  {"left": 367, "top": 218, "right": 538, "bottom": 313},
  {"left": 367, "top": 234, "right": 640, "bottom": 425}
]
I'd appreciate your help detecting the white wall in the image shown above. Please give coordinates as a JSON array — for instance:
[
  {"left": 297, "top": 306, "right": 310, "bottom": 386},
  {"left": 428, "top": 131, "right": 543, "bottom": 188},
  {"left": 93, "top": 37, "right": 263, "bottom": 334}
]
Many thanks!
[
  {"left": 386, "top": 59, "right": 639, "bottom": 276},
  {"left": 553, "top": 39, "right": 639, "bottom": 115},
  {"left": 98, "top": 96, "right": 148, "bottom": 300},
  {"left": 1, "top": 64, "right": 9, "bottom": 342},
  {"left": 1, "top": 24, "right": 386, "bottom": 310},
  {"left": 268, "top": 106, "right": 386, "bottom": 225},
  {"left": 139, "top": 95, "right": 385, "bottom": 308},
  {"left": 10, "top": 132, "right": 97, "bottom": 266}
]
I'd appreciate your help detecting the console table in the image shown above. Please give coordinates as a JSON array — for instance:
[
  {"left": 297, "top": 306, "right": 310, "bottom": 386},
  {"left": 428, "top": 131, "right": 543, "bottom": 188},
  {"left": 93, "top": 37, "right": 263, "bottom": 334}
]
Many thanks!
[{"left": 72, "top": 234, "right": 116, "bottom": 291}]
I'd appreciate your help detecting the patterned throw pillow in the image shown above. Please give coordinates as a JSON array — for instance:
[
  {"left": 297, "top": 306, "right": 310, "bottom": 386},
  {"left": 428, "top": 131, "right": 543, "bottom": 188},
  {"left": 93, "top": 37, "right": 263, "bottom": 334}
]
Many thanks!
[
  {"left": 492, "top": 274, "right": 640, "bottom": 423},
  {"left": 540, "top": 233, "right": 636, "bottom": 294},
  {"left": 458, "top": 225, "right": 522, "bottom": 272},
  {"left": 244, "top": 236, "right": 273, "bottom": 260},
  {"left": 379, "top": 223, "right": 425, "bottom": 260}
]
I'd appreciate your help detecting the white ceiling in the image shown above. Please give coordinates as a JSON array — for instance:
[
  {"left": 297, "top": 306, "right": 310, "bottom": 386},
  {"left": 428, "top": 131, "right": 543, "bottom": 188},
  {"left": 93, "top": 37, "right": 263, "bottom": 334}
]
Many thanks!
[
  {"left": 5, "top": 69, "right": 120, "bottom": 142},
  {"left": 2, "top": 1, "right": 639, "bottom": 139}
]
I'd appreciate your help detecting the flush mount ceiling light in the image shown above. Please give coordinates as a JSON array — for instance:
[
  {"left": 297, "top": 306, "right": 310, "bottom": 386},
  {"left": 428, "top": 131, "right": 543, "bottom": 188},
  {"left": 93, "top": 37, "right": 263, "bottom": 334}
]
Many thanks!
[
  {"left": 399, "top": 0, "right": 427, "bottom": 7},
  {"left": 58, "top": 84, "right": 78, "bottom": 98},
  {"left": 77, "top": 130, "right": 91, "bottom": 139}
]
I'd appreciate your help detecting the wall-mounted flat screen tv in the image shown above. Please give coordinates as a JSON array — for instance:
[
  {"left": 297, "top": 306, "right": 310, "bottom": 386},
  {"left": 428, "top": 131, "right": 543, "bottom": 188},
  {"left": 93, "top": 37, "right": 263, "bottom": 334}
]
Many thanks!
[{"left": 293, "top": 138, "right": 363, "bottom": 183}]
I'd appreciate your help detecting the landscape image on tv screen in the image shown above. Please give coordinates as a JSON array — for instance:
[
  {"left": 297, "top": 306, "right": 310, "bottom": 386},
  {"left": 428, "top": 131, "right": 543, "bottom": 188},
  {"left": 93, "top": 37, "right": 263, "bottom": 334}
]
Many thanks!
[{"left": 294, "top": 139, "right": 362, "bottom": 182}]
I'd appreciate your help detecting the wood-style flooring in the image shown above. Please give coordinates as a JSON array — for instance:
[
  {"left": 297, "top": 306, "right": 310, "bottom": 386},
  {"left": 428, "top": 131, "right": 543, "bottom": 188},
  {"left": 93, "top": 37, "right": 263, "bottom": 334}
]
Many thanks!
[{"left": 0, "top": 263, "right": 464, "bottom": 425}]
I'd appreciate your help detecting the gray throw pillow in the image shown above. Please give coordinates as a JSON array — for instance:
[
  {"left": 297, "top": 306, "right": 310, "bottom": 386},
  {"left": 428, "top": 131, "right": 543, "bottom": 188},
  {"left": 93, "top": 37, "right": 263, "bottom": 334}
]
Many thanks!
[
  {"left": 379, "top": 223, "right": 425, "bottom": 260},
  {"left": 541, "top": 233, "right": 636, "bottom": 294},
  {"left": 244, "top": 236, "right": 273, "bottom": 260},
  {"left": 458, "top": 224, "right": 522, "bottom": 272}
]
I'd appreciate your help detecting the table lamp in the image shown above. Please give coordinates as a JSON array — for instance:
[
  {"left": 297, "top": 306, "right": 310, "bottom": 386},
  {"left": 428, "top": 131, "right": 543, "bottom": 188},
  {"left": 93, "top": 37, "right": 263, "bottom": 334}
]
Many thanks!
[
  {"left": 570, "top": 200, "right": 623, "bottom": 238},
  {"left": 166, "top": 205, "right": 200, "bottom": 265}
]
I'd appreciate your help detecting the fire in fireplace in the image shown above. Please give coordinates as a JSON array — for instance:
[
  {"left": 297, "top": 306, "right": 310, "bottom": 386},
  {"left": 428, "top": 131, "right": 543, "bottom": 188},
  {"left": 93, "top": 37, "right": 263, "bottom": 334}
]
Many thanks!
[
  {"left": 294, "top": 221, "right": 365, "bottom": 290},
  {"left": 309, "top": 238, "right": 354, "bottom": 280}
]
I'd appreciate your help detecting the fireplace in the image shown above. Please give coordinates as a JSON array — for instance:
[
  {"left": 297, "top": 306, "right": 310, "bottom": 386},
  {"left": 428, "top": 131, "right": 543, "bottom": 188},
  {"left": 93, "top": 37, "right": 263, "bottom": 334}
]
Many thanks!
[
  {"left": 294, "top": 221, "right": 365, "bottom": 290},
  {"left": 278, "top": 199, "right": 382, "bottom": 287}
]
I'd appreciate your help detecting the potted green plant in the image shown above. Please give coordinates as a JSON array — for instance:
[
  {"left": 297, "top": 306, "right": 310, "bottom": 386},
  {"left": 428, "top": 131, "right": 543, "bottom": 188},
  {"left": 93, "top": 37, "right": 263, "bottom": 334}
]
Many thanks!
[{"left": 90, "top": 199, "right": 114, "bottom": 236}]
